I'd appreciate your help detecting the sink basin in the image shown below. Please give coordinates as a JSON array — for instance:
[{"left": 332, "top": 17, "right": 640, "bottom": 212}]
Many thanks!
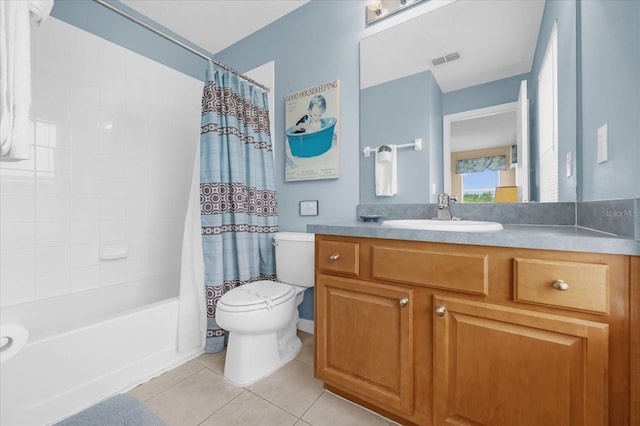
[{"left": 381, "top": 219, "right": 503, "bottom": 232}]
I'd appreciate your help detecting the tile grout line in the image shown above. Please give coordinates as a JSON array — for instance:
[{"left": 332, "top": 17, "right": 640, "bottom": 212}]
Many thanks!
[
  {"left": 195, "top": 388, "right": 249, "bottom": 426},
  {"left": 296, "top": 389, "right": 325, "bottom": 425},
  {"left": 135, "top": 359, "right": 208, "bottom": 404}
]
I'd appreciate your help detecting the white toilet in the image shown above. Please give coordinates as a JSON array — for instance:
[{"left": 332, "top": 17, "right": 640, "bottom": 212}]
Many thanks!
[{"left": 215, "top": 231, "right": 315, "bottom": 386}]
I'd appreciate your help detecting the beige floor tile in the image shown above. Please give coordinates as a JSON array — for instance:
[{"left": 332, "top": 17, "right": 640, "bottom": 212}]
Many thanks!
[
  {"left": 200, "top": 390, "right": 298, "bottom": 426},
  {"left": 248, "top": 359, "right": 324, "bottom": 417},
  {"left": 302, "top": 392, "right": 395, "bottom": 426},
  {"left": 295, "top": 331, "right": 314, "bottom": 366},
  {"left": 129, "top": 359, "right": 204, "bottom": 402},
  {"left": 194, "top": 350, "right": 227, "bottom": 375},
  {"left": 144, "top": 368, "right": 243, "bottom": 426},
  {"left": 294, "top": 421, "right": 313, "bottom": 426}
]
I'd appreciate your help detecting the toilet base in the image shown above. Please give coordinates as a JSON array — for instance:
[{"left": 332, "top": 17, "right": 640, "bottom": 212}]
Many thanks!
[
  {"left": 223, "top": 331, "right": 302, "bottom": 386},
  {"left": 220, "top": 287, "right": 307, "bottom": 387}
]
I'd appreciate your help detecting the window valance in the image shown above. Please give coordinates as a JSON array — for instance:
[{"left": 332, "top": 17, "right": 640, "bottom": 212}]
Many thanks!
[{"left": 455, "top": 155, "right": 506, "bottom": 174}]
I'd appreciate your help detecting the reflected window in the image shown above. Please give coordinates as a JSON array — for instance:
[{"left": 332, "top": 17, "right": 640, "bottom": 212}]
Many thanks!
[{"left": 461, "top": 169, "right": 498, "bottom": 203}]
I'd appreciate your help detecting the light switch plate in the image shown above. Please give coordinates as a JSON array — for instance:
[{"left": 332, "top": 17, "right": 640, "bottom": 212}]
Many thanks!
[
  {"left": 597, "top": 124, "right": 608, "bottom": 163},
  {"left": 299, "top": 200, "right": 318, "bottom": 216}
]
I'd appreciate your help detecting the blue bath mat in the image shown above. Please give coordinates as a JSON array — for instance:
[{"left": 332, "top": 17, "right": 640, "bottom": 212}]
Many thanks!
[{"left": 55, "top": 393, "right": 166, "bottom": 426}]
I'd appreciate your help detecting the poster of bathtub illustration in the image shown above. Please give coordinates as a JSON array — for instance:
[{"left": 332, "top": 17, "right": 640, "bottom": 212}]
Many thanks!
[{"left": 285, "top": 80, "right": 340, "bottom": 181}]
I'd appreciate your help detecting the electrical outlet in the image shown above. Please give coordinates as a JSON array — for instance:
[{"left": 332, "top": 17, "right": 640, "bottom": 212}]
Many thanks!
[{"left": 597, "top": 124, "right": 608, "bottom": 163}]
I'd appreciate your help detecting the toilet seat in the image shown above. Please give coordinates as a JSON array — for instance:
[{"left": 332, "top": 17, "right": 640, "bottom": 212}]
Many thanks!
[{"left": 217, "top": 281, "right": 295, "bottom": 313}]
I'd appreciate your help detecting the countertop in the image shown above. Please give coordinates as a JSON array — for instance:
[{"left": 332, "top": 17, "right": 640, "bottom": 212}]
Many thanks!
[{"left": 307, "top": 221, "right": 640, "bottom": 256}]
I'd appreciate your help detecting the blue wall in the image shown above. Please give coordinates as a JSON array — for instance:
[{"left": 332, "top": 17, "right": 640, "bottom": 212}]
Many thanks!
[
  {"left": 580, "top": 0, "right": 640, "bottom": 200},
  {"left": 360, "top": 71, "right": 440, "bottom": 203},
  {"left": 359, "top": 71, "right": 527, "bottom": 204},
  {"left": 215, "top": 1, "right": 364, "bottom": 235},
  {"left": 442, "top": 73, "right": 527, "bottom": 116}
]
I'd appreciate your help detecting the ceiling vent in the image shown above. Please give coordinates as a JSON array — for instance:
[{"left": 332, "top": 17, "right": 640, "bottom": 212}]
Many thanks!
[{"left": 431, "top": 51, "right": 461, "bottom": 67}]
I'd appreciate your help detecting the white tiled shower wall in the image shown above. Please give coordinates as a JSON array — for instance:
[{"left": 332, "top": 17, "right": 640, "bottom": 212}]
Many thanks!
[{"left": 0, "top": 18, "right": 202, "bottom": 307}]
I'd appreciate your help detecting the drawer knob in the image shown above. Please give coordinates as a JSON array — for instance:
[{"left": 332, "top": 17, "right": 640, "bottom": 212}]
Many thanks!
[
  {"left": 435, "top": 306, "right": 447, "bottom": 317},
  {"left": 329, "top": 253, "right": 340, "bottom": 261},
  {"left": 399, "top": 298, "right": 409, "bottom": 308},
  {"left": 552, "top": 279, "right": 569, "bottom": 291}
]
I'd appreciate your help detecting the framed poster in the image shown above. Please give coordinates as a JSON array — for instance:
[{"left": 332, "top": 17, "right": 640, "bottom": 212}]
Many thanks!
[{"left": 285, "top": 80, "right": 340, "bottom": 181}]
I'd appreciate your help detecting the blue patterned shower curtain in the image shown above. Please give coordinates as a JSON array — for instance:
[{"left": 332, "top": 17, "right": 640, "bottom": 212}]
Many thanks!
[{"left": 200, "top": 64, "right": 278, "bottom": 353}]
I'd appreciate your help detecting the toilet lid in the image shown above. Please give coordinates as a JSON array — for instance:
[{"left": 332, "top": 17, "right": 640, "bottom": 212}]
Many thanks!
[{"left": 217, "top": 281, "right": 295, "bottom": 313}]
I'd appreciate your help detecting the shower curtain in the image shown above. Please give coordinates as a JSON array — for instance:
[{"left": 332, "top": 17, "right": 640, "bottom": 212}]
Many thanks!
[{"left": 197, "top": 63, "right": 278, "bottom": 353}]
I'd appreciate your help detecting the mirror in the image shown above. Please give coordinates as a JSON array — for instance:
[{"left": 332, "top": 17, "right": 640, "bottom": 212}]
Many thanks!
[{"left": 360, "top": 0, "right": 578, "bottom": 203}]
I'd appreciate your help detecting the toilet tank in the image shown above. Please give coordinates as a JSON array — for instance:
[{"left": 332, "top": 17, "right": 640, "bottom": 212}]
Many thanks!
[{"left": 273, "top": 232, "right": 315, "bottom": 288}]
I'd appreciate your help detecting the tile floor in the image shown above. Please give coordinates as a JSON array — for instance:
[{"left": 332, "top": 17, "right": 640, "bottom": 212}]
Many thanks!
[{"left": 129, "top": 332, "right": 399, "bottom": 426}]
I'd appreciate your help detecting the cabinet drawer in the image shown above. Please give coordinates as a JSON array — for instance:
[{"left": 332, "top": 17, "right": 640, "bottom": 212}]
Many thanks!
[
  {"left": 372, "top": 246, "right": 488, "bottom": 295},
  {"left": 317, "top": 240, "right": 359, "bottom": 276},
  {"left": 514, "top": 258, "right": 610, "bottom": 314}
]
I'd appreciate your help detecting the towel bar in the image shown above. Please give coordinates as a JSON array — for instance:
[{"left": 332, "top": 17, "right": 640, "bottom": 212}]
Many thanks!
[{"left": 363, "top": 138, "right": 422, "bottom": 157}]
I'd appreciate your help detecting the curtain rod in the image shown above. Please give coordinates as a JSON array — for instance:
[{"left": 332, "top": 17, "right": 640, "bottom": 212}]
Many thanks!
[{"left": 92, "top": 0, "right": 270, "bottom": 92}]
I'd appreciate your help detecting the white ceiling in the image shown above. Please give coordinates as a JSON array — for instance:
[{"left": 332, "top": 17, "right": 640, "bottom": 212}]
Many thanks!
[
  {"left": 119, "top": 0, "right": 544, "bottom": 96},
  {"left": 451, "top": 110, "right": 517, "bottom": 152},
  {"left": 119, "top": 0, "right": 309, "bottom": 55},
  {"left": 360, "top": 0, "right": 546, "bottom": 92}
]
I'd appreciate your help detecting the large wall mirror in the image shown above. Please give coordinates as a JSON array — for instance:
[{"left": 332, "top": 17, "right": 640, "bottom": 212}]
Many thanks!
[{"left": 359, "top": 0, "right": 578, "bottom": 204}]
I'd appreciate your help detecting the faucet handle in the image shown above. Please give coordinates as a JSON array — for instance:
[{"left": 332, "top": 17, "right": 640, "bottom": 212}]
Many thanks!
[
  {"left": 449, "top": 195, "right": 458, "bottom": 203},
  {"left": 437, "top": 193, "right": 449, "bottom": 207}
]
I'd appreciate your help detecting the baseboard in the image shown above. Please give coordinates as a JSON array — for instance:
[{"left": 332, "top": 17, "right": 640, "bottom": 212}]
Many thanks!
[{"left": 297, "top": 318, "right": 314, "bottom": 334}]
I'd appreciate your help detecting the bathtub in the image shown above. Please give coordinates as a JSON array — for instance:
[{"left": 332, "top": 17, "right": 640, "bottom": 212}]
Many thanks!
[
  {"left": 286, "top": 117, "right": 337, "bottom": 158},
  {"left": 0, "top": 278, "right": 202, "bottom": 426}
]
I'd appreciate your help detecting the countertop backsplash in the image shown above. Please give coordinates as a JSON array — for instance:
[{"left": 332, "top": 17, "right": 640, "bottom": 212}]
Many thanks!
[{"left": 577, "top": 199, "right": 640, "bottom": 240}]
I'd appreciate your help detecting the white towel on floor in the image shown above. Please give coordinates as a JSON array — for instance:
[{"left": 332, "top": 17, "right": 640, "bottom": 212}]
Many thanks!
[
  {"left": 0, "top": 0, "right": 53, "bottom": 161},
  {"left": 375, "top": 144, "right": 397, "bottom": 196}
]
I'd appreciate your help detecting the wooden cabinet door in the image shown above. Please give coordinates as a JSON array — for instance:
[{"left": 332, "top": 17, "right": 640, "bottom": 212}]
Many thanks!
[
  {"left": 315, "top": 274, "right": 414, "bottom": 415},
  {"left": 433, "top": 296, "right": 609, "bottom": 426}
]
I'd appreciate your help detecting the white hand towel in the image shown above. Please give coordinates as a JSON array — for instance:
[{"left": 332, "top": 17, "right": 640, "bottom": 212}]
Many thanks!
[
  {"left": 0, "top": 0, "right": 53, "bottom": 161},
  {"left": 375, "top": 144, "right": 397, "bottom": 196}
]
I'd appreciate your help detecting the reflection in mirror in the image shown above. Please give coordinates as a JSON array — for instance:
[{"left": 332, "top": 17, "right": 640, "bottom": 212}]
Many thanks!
[
  {"left": 365, "top": 0, "right": 427, "bottom": 25},
  {"left": 360, "top": 0, "right": 578, "bottom": 203},
  {"left": 445, "top": 103, "right": 517, "bottom": 203}
]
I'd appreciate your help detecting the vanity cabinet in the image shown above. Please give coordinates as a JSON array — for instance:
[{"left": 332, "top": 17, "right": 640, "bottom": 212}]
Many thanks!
[
  {"left": 314, "top": 235, "right": 635, "bottom": 426},
  {"left": 433, "top": 295, "right": 608, "bottom": 426},
  {"left": 316, "top": 274, "right": 414, "bottom": 414}
]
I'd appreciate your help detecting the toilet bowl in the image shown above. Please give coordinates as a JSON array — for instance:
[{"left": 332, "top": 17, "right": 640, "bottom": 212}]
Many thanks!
[{"left": 215, "top": 232, "right": 315, "bottom": 386}]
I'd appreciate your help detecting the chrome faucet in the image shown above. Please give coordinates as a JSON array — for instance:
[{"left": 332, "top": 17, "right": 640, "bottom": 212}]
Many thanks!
[{"left": 437, "top": 193, "right": 458, "bottom": 220}]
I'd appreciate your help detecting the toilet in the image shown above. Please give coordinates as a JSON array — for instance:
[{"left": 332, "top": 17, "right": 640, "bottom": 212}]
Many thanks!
[{"left": 215, "top": 231, "right": 315, "bottom": 386}]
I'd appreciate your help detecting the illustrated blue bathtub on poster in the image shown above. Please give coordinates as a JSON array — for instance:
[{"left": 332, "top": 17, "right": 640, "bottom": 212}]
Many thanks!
[{"left": 286, "top": 117, "right": 337, "bottom": 158}]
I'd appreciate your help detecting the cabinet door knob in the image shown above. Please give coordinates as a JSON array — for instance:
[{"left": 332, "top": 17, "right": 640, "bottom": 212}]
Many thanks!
[
  {"left": 552, "top": 279, "right": 569, "bottom": 291},
  {"left": 399, "top": 298, "right": 409, "bottom": 308},
  {"left": 435, "top": 306, "right": 447, "bottom": 317},
  {"left": 329, "top": 253, "right": 340, "bottom": 261}
]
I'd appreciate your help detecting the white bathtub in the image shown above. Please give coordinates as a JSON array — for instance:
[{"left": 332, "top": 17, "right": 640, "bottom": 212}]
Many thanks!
[{"left": 0, "top": 278, "right": 202, "bottom": 426}]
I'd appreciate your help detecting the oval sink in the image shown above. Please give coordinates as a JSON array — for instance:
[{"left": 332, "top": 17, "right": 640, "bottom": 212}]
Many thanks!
[{"left": 381, "top": 219, "right": 503, "bottom": 232}]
